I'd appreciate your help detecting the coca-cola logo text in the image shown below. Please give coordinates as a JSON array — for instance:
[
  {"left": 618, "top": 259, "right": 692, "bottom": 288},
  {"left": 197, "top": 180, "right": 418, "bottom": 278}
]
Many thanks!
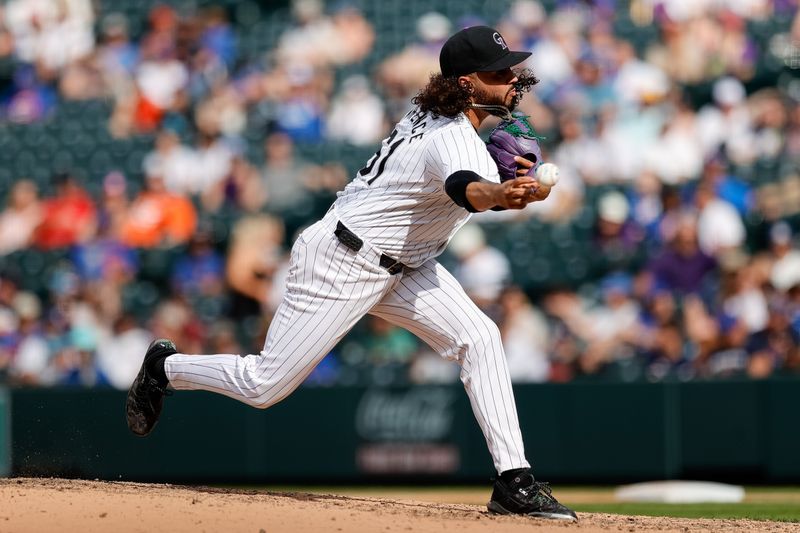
[{"left": 355, "top": 388, "right": 455, "bottom": 441}]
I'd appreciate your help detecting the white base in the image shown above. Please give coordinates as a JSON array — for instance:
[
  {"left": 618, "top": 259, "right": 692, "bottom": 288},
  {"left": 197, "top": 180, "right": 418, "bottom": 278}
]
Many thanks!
[{"left": 614, "top": 481, "right": 745, "bottom": 503}]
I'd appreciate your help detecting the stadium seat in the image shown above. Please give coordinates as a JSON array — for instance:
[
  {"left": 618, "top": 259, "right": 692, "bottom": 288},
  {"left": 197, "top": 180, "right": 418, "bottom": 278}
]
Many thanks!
[
  {"left": 138, "top": 247, "right": 185, "bottom": 285},
  {"left": 122, "top": 279, "right": 161, "bottom": 319}
]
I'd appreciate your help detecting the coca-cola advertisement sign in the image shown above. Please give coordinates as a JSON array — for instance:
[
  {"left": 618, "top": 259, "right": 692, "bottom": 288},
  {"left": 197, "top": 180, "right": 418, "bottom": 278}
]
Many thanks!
[
  {"left": 355, "top": 387, "right": 460, "bottom": 474},
  {"left": 355, "top": 388, "right": 455, "bottom": 442}
]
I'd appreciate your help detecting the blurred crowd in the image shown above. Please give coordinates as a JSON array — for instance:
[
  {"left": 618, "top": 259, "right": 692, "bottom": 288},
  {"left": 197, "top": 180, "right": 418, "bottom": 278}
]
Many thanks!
[{"left": 0, "top": 0, "right": 799, "bottom": 388}]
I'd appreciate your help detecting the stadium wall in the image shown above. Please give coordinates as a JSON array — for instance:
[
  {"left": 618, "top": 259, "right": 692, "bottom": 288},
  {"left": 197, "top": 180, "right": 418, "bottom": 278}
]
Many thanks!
[
  {"left": 5, "top": 380, "right": 800, "bottom": 483},
  {"left": 0, "top": 388, "right": 9, "bottom": 477}
]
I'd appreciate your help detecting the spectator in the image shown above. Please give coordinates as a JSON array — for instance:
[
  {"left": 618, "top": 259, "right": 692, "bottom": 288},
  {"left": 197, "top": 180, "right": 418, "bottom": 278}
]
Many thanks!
[
  {"left": 695, "top": 77, "right": 754, "bottom": 163},
  {"left": 552, "top": 112, "right": 605, "bottom": 183},
  {"left": 643, "top": 102, "right": 704, "bottom": 185},
  {"left": 593, "top": 190, "right": 645, "bottom": 271},
  {"left": 526, "top": 10, "right": 580, "bottom": 101},
  {"left": 326, "top": 75, "right": 387, "bottom": 145},
  {"left": 721, "top": 256, "right": 769, "bottom": 335},
  {"left": 95, "top": 314, "right": 152, "bottom": 389},
  {"left": 193, "top": 83, "right": 246, "bottom": 137},
  {"left": 653, "top": 184, "right": 685, "bottom": 244},
  {"left": 225, "top": 215, "right": 286, "bottom": 319},
  {"left": 702, "top": 156, "right": 752, "bottom": 216},
  {"left": 499, "top": 286, "right": 550, "bottom": 383},
  {"left": 149, "top": 296, "right": 205, "bottom": 355},
  {"left": 133, "top": 7, "right": 188, "bottom": 131},
  {"left": 70, "top": 173, "right": 136, "bottom": 286},
  {"left": 551, "top": 51, "right": 615, "bottom": 117},
  {"left": 4, "top": 0, "right": 94, "bottom": 73},
  {"left": 629, "top": 171, "right": 666, "bottom": 243},
  {"left": 70, "top": 230, "right": 136, "bottom": 284},
  {"left": 97, "top": 13, "right": 138, "bottom": 87},
  {"left": 260, "top": 132, "right": 314, "bottom": 213},
  {"left": 612, "top": 40, "right": 670, "bottom": 109},
  {"left": 4, "top": 64, "right": 57, "bottom": 123},
  {"left": 746, "top": 299, "right": 800, "bottom": 378},
  {"left": 377, "top": 12, "right": 451, "bottom": 120},
  {"left": 363, "top": 316, "right": 419, "bottom": 365},
  {"left": 98, "top": 13, "right": 139, "bottom": 136},
  {"left": 199, "top": 6, "right": 236, "bottom": 69},
  {"left": 119, "top": 174, "right": 197, "bottom": 248},
  {"left": 695, "top": 179, "right": 746, "bottom": 256},
  {"left": 201, "top": 154, "right": 265, "bottom": 213},
  {"left": 769, "top": 222, "right": 800, "bottom": 292},
  {"left": 170, "top": 229, "right": 225, "bottom": 299},
  {"left": 34, "top": 173, "right": 97, "bottom": 250},
  {"left": 786, "top": 99, "right": 800, "bottom": 161},
  {"left": 276, "top": 0, "right": 339, "bottom": 68},
  {"left": 276, "top": 1, "right": 374, "bottom": 70},
  {"left": 409, "top": 347, "right": 460, "bottom": 384},
  {"left": 142, "top": 129, "right": 197, "bottom": 195},
  {"left": 544, "top": 273, "right": 640, "bottom": 375},
  {"left": 0, "top": 179, "right": 43, "bottom": 254},
  {"left": 498, "top": 0, "right": 546, "bottom": 51},
  {"left": 273, "top": 66, "right": 328, "bottom": 143},
  {"left": 579, "top": 273, "right": 641, "bottom": 373},
  {"left": 648, "top": 213, "right": 717, "bottom": 294},
  {"left": 328, "top": 4, "right": 375, "bottom": 66},
  {"left": 95, "top": 171, "right": 130, "bottom": 240},
  {"left": 684, "top": 292, "right": 739, "bottom": 375},
  {"left": 7, "top": 291, "right": 50, "bottom": 385},
  {"left": 51, "top": 342, "right": 98, "bottom": 386},
  {"left": 449, "top": 224, "right": 510, "bottom": 311},
  {"left": 206, "top": 320, "right": 242, "bottom": 356},
  {"left": 193, "top": 132, "right": 234, "bottom": 195},
  {"left": 634, "top": 281, "right": 686, "bottom": 380}
]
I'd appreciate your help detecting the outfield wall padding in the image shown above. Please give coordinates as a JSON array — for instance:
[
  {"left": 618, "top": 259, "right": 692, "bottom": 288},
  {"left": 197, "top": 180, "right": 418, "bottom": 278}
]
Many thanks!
[
  {"left": 0, "top": 388, "right": 9, "bottom": 477},
  {"left": 5, "top": 379, "right": 800, "bottom": 483}
]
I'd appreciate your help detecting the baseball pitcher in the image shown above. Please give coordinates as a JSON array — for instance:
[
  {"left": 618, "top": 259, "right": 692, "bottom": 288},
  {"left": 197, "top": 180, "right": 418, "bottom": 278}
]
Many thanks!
[{"left": 126, "top": 25, "right": 576, "bottom": 521}]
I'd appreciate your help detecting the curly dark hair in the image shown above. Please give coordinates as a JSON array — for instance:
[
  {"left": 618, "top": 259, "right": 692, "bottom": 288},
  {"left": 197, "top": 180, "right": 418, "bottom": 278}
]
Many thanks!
[
  {"left": 412, "top": 69, "right": 540, "bottom": 118},
  {"left": 509, "top": 68, "right": 540, "bottom": 109},
  {"left": 412, "top": 74, "right": 470, "bottom": 118}
]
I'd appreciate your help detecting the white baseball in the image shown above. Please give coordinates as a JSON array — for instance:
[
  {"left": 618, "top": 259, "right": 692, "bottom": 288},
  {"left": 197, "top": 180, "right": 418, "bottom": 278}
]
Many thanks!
[{"left": 535, "top": 163, "right": 560, "bottom": 187}]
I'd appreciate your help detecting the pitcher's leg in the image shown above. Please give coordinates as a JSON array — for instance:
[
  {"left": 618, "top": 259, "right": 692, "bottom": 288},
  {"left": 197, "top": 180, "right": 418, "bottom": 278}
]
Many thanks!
[
  {"left": 371, "top": 261, "right": 529, "bottom": 473},
  {"left": 165, "top": 218, "right": 395, "bottom": 408}
]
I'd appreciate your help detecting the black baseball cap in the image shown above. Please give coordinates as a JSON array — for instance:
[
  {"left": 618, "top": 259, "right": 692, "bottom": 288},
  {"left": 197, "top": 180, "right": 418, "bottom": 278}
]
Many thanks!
[{"left": 439, "top": 26, "right": 531, "bottom": 77}]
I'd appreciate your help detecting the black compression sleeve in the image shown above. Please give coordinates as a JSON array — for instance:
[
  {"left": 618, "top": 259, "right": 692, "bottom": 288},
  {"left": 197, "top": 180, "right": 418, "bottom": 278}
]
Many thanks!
[{"left": 445, "top": 170, "right": 491, "bottom": 213}]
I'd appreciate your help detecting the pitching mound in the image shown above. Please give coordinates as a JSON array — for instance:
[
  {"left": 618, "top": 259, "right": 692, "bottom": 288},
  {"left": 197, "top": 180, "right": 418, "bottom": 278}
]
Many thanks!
[{"left": 0, "top": 478, "right": 792, "bottom": 533}]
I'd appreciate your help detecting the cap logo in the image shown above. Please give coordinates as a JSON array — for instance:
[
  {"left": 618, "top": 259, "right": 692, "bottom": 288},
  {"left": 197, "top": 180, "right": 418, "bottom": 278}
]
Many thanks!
[{"left": 493, "top": 32, "right": 508, "bottom": 50}]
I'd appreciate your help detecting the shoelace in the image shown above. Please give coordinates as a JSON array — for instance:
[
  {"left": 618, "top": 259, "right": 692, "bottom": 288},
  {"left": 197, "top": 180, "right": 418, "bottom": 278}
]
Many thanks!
[
  {"left": 146, "top": 377, "right": 173, "bottom": 396},
  {"left": 534, "top": 481, "right": 555, "bottom": 501}
]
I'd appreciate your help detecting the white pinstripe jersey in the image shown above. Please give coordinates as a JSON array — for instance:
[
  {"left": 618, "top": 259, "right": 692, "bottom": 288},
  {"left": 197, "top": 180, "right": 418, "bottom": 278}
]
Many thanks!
[{"left": 333, "top": 107, "right": 501, "bottom": 267}]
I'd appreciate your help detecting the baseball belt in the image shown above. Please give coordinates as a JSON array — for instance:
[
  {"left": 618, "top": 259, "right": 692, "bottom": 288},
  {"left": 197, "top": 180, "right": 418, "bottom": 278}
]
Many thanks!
[{"left": 334, "top": 221, "right": 407, "bottom": 275}]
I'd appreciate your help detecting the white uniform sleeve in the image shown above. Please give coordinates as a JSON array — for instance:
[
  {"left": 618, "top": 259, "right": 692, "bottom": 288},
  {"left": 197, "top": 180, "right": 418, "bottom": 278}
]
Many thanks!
[{"left": 427, "top": 124, "right": 501, "bottom": 184}]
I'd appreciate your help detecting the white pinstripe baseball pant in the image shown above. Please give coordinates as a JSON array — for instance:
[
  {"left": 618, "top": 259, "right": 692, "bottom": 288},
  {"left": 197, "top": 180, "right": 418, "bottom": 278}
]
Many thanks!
[{"left": 165, "top": 211, "right": 530, "bottom": 473}]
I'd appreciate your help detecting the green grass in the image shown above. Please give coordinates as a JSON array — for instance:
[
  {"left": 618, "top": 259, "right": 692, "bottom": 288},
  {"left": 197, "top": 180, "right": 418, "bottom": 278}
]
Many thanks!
[
  {"left": 570, "top": 503, "right": 800, "bottom": 523},
  {"left": 744, "top": 486, "right": 800, "bottom": 494}
]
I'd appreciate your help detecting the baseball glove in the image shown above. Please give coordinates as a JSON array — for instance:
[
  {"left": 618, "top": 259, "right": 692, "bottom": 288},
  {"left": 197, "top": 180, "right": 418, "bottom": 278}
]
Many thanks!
[{"left": 486, "top": 113, "right": 545, "bottom": 182}]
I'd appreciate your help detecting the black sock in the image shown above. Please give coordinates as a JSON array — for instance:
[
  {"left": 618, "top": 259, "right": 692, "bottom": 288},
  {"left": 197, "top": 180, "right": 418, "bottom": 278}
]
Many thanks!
[
  {"left": 147, "top": 355, "right": 170, "bottom": 386},
  {"left": 500, "top": 468, "right": 529, "bottom": 485}
]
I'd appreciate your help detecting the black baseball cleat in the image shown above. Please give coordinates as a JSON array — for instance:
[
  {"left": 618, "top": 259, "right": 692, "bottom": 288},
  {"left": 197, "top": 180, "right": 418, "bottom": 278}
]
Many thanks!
[
  {"left": 488, "top": 469, "right": 578, "bottom": 521},
  {"left": 126, "top": 338, "right": 177, "bottom": 437}
]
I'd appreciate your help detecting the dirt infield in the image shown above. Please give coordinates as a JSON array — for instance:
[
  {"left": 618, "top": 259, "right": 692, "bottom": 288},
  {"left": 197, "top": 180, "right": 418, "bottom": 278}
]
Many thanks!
[{"left": 0, "top": 478, "right": 792, "bottom": 533}]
